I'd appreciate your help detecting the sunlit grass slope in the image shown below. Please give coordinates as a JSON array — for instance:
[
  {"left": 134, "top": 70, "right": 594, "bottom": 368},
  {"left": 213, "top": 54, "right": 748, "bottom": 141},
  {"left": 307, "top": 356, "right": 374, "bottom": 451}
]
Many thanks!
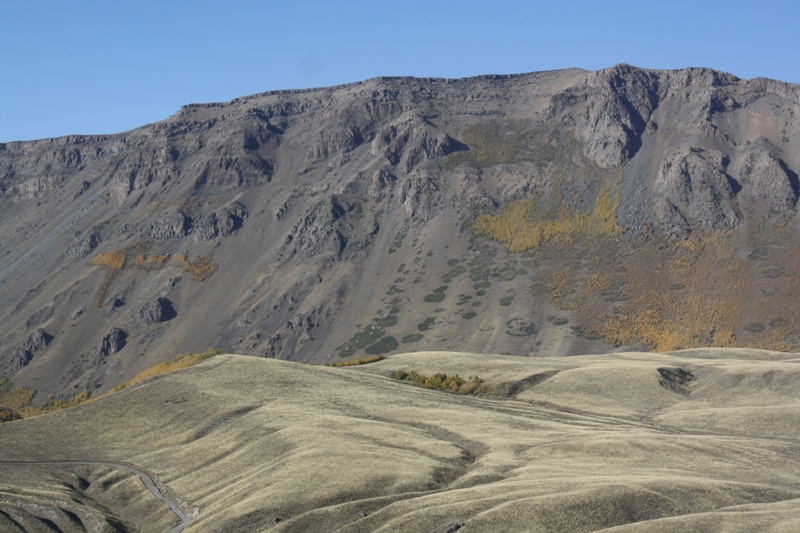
[{"left": 2, "top": 349, "right": 800, "bottom": 531}]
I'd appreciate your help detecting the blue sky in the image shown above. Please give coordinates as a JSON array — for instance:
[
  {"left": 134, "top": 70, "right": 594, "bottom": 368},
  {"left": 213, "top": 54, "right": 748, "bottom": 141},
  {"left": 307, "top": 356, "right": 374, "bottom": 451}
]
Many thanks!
[{"left": 2, "top": 0, "right": 798, "bottom": 142}]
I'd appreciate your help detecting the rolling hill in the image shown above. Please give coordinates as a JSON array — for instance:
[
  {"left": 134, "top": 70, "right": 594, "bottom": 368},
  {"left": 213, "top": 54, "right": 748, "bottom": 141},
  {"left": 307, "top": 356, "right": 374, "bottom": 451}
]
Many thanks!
[{"left": 3, "top": 349, "right": 800, "bottom": 531}]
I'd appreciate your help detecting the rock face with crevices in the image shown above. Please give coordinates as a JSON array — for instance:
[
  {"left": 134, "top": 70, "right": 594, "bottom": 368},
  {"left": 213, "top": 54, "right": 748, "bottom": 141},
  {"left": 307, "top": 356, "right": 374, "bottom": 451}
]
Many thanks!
[
  {"left": 136, "top": 297, "right": 176, "bottom": 325},
  {"left": 736, "top": 150, "right": 798, "bottom": 212},
  {"left": 7, "top": 330, "right": 52, "bottom": 373},
  {"left": 193, "top": 203, "right": 247, "bottom": 241},
  {"left": 94, "top": 328, "right": 127, "bottom": 361},
  {"left": 65, "top": 230, "right": 101, "bottom": 259},
  {"left": 146, "top": 211, "right": 193, "bottom": 239},
  {"left": 653, "top": 148, "right": 740, "bottom": 238}
]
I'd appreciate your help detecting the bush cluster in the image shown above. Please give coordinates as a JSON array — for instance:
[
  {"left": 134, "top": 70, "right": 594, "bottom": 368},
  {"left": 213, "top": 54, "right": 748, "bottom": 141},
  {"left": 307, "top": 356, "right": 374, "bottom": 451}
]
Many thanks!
[
  {"left": 473, "top": 188, "right": 623, "bottom": 252},
  {"left": 21, "top": 390, "right": 90, "bottom": 417},
  {"left": 541, "top": 224, "right": 800, "bottom": 352},
  {"left": 390, "top": 370, "right": 501, "bottom": 395},
  {"left": 90, "top": 244, "right": 217, "bottom": 306},
  {"left": 174, "top": 253, "right": 218, "bottom": 281},
  {"left": 0, "top": 407, "right": 21, "bottom": 422},
  {"left": 0, "top": 379, "right": 35, "bottom": 411},
  {"left": 328, "top": 356, "right": 385, "bottom": 367}
]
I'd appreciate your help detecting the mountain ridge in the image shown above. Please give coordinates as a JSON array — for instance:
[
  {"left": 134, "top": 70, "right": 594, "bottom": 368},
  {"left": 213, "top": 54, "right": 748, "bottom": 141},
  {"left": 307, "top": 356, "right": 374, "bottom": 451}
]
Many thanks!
[{"left": 2, "top": 64, "right": 800, "bottom": 403}]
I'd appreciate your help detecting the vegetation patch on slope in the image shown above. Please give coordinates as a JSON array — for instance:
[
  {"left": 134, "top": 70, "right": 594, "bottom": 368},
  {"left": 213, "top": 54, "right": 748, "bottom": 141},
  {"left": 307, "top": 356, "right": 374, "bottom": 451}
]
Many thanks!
[
  {"left": 174, "top": 253, "right": 218, "bottom": 281},
  {"left": 473, "top": 188, "right": 623, "bottom": 252},
  {"left": 327, "top": 356, "right": 385, "bottom": 367},
  {"left": 0, "top": 379, "right": 35, "bottom": 411},
  {"left": 105, "top": 349, "right": 222, "bottom": 394},
  {"left": 90, "top": 244, "right": 217, "bottom": 306},
  {"left": 336, "top": 325, "right": 387, "bottom": 358},
  {"left": 444, "top": 121, "right": 558, "bottom": 169},
  {"left": 0, "top": 350, "right": 222, "bottom": 421},
  {"left": 535, "top": 223, "right": 800, "bottom": 352},
  {"left": 390, "top": 370, "right": 511, "bottom": 396}
]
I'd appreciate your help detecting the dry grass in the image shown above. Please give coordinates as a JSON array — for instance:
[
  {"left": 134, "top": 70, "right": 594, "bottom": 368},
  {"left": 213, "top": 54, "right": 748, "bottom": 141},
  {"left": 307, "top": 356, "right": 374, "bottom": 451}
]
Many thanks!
[
  {"left": 90, "top": 244, "right": 214, "bottom": 306},
  {"left": 90, "top": 248, "right": 128, "bottom": 307},
  {"left": 134, "top": 252, "right": 170, "bottom": 270},
  {"left": 0, "top": 379, "right": 35, "bottom": 411},
  {"left": 174, "top": 253, "right": 218, "bottom": 281},
  {"left": 89, "top": 249, "right": 127, "bottom": 270},
  {"left": 4, "top": 351, "right": 800, "bottom": 531},
  {"left": 3, "top": 350, "right": 223, "bottom": 421},
  {"left": 327, "top": 356, "right": 385, "bottom": 367},
  {"left": 539, "top": 226, "right": 800, "bottom": 352},
  {"left": 474, "top": 187, "right": 623, "bottom": 252},
  {"left": 19, "top": 390, "right": 90, "bottom": 418},
  {"left": 101, "top": 349, "right": 222, "bottom": 396},
  {"left": 444, "top": 121, "right": 564, "bottom": 169}
]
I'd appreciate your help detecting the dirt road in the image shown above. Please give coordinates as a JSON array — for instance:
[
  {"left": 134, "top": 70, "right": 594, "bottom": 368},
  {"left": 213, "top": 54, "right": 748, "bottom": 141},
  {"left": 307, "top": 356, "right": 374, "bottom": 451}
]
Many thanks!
[{"left": 0, "top": 461, "right": 192, "bottom": 532}]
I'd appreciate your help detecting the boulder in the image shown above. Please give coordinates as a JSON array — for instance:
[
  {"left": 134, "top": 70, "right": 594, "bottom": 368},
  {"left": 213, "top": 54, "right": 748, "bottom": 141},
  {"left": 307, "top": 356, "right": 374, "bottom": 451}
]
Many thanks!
[
  {"left": 137, "top": 297, "right": 176, "bottom": 324},
  {"left": 8, "top": 329, "right": 52, "bottom": 373},
  {"left": 95, "top": 328, "right": 127, "bottom": 360}
]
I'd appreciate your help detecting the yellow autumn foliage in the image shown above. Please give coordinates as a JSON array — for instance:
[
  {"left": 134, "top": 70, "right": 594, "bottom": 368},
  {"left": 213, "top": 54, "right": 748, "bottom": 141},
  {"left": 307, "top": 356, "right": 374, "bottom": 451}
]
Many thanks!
[
  {"left": 474, "top": 188, "right": 623, "bottom": 253},
  {"left": 103, "top": 349, "right": 222, "bottom": 396},
  {"left": 89, "top": 249, "right": 126, "bottom": 270},
  {"left": 545, "top": 228, "right": 800, "bottom": 353},
  {"left": 0, "top": 379, "right": 35, "bottom": 411},
  {"left": 174, "top": 253, "right": 218, "bottom": 281}
]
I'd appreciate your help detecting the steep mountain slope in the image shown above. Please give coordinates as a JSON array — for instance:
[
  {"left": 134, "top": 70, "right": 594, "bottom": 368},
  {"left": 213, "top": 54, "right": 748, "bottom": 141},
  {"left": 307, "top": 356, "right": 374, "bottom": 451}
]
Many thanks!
[
  {"left": 3, "top": 349, "right": 800, "bottom": 531},
  {"left": 1, "top": 65, "right": 800, "bottom": 400}
]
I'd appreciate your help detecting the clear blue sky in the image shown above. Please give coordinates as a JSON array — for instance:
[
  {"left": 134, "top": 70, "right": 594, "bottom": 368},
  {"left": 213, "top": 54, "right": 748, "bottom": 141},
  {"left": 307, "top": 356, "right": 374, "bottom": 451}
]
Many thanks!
[{"left": 2, "top": 0, "right": 798, "bottom": 142}]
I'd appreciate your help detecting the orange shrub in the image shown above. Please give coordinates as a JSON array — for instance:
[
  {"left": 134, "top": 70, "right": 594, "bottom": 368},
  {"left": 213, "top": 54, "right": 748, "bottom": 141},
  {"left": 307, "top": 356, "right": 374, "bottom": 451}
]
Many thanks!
[
  {"left": 89, "top": 249, "right": 127, "bottom": 270},
  {"left": 174, "top": 253, "right": 218, "bottom": 281}
]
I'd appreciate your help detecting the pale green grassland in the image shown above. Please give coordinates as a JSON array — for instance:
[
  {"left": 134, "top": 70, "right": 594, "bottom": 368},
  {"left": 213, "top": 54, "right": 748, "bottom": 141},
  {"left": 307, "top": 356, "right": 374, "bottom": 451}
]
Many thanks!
[{"left": 2, "top": 349, "right": 800, "bottom": 531}]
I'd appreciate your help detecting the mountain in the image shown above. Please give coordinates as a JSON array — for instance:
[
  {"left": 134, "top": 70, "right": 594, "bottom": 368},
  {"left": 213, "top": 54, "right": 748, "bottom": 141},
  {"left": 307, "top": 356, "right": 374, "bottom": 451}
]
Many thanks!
[
  {"left": 3, "top": 349, "right": 800, "bottom": 531},
  {"left": 2, "top": 64, "right": 800, "bottom": 402}
]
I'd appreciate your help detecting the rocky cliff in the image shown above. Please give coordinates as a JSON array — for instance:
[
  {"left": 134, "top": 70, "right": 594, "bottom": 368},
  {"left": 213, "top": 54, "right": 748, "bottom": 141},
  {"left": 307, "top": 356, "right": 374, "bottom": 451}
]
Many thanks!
[{"left": 2, "top": 64, "right": 800, "bottom": 401}]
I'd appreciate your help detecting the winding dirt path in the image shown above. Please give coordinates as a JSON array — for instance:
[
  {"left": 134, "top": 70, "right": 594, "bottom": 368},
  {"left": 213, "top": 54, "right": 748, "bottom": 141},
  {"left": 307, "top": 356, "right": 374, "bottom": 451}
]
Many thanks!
[{"left": 0, "top": 461, "right": 191, "bottom": 533}]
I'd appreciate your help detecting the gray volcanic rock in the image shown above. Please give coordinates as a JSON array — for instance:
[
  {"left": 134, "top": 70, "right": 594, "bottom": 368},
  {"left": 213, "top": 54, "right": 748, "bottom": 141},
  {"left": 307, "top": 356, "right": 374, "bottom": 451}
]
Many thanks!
[
  {"left": 8, "top": 330, "right": 52, "bottom": 373},
  {"left": 146, "top": 211, "right": 192, "bottom": 239},
  {"left": 736, "top": 150, "right": 798, "bottom": 212},
  {"left": 654, "top": 148, "right": 739, "bottom": 234},
  {"left": 94, "top": 328, "right": 126, "bottom": 361},
  {"left": 371, "top": 113, "right": 466, "bottom": 172},
  {"left": 193, "top": 202, "right": 247, "bottom": 241},
  {"left": 400, "top": 170, "right": 442, "bottom": 220},
  {"left": 280, "top": 198, "right": 348, "bottom": 258},
  {"left": 368, "top": 168, "right": 396, "bottom": 201},
  {"left": 65, "top": 230, "right": 100, "bottom": 259},
  {"left": 137, "top": 297, "right": 176, "bottom": 324}
]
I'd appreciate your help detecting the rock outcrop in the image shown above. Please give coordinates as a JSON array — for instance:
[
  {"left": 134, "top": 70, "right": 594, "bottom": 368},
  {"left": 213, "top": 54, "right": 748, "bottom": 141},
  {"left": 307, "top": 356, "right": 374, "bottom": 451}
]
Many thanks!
[
  {"left": 136, "top": 297, "right": 176, "bottom": 325},
  {"left": 94, "top": 328, "right": 127, "bottom": 361},
  {"left": 146, "top": 211, "right": 193, "bottom": 239},
  {"left": 736, "top": 151, "right": 797, "bottom": 212},
  {"left": 193, "top": 202, "right": 248, "bottom": 241},
  {"left": 653, "top": 148, "right": 739, "bottom": 237},
  {"left": 65, "top": 230, "right": 101, "bottom": 259},
  {"left": 8, "top": 330, "right": 52, "bottom": 373},
  {"left": 280, "top": 198, "right": 348, "bottom": 258}
]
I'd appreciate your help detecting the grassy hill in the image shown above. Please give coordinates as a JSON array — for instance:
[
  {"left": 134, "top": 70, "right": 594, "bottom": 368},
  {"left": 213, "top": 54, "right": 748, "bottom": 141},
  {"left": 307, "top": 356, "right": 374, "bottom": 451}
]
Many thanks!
[{"left": 3, "top": 348, "right": 800, "bottom": 531}]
